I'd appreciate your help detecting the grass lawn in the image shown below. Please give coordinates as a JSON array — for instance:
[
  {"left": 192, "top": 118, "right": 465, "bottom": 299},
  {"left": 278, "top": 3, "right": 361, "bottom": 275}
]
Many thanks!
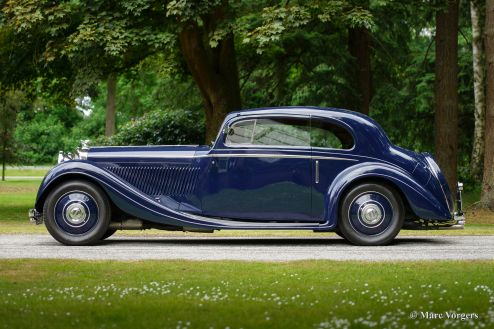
[
  {"left": 1, "top": 259, "right": 492, "bottom": 329},
  {"left": 2, "top": 167, "right": 50, "bottom": 177},
  {"left": 0, "top": 179, "right": 41, "bottom": 222}
]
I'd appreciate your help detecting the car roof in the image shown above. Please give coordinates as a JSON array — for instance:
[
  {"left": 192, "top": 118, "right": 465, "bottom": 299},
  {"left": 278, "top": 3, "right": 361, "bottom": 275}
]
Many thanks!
[
  {"left": 226, "top": 106, "right": 380, "bottom": 130},
  {"left": 232, "top": 106, "right": 359, "bottom": 117},
  {"left": 223, "top": 106, "right": 391, "bottom": 154}
]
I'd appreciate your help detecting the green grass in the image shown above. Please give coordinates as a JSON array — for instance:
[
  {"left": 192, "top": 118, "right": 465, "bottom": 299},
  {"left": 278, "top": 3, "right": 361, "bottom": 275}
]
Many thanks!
[
  {"left": 0, "top": 259, "right": 492, "bottom": 329},
  {"left": 2, "top": 167, "right": 50, "bottom": 177},
  {"left": 0, "top": 179, "right": 41, "bottom": 221}
]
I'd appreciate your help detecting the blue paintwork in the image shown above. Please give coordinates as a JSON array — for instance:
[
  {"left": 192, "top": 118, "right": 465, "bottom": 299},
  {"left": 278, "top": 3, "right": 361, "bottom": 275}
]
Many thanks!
[{"left": 34, "top": 106, "right": 455, "bottom": 231}]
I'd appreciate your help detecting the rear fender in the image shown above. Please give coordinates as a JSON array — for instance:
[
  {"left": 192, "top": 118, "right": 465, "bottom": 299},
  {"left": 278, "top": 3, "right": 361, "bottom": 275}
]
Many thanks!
[{"left": 325, "top": 162, "right": 452, "bottom": 227}]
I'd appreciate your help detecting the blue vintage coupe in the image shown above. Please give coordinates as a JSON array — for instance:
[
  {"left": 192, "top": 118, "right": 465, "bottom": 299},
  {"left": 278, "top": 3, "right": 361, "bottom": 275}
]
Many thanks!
[{"left": 29, "top": 107, "right": 465, "bottom": 246}]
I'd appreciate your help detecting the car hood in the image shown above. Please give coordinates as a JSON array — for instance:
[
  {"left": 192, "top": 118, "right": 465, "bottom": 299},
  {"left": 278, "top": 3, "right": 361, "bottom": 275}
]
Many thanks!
[{"left": 87, "top": 145, "right": 208, "bottom": 161}]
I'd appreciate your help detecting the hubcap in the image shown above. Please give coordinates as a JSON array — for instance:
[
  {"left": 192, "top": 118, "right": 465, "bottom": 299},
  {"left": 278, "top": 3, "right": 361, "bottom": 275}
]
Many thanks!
[
  {"left": 360, "top": 204, "right": 383, "bottom": 225},
  {"left": 65, "top": 203, "right": 87, "bottom": 225},
  {"left": 348, "top": 191, "right": 393, "bottom": 235},
  {"left": 54, "top": 191, "right": 99, "bottom": 235}
]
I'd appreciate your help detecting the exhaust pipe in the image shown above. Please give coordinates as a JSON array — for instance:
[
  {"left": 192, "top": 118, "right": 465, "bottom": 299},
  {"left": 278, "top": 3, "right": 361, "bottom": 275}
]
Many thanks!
[{"left": 109, "top": 219, "right": 144, "bottom": 230}]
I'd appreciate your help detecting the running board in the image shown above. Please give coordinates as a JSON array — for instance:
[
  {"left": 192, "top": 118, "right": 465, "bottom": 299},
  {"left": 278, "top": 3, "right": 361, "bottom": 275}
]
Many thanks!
[{"left": 182, "top": 212, "right": 326, "bottom": 229}]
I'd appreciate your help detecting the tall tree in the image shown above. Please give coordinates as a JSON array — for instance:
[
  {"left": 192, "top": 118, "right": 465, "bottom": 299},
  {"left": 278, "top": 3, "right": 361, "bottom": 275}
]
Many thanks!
[
  {"left": 434, "top": 0, "right": 459, "bottom": 190},
  {"left": 2, "top": 1, "right": 167, "bottom": 137},
  {"left": 348, "top": 26, "right": 372, "bottom": 115},
  {"left": 105, "top": 73, "right": 117, "bottom": 136},
  {"left": 3, "top": 0, "right": 242, "bottom": 141},
  {"left": 470, "top": 0, "right": 486, "bottom": 179},
  {"left": 347, "top": 0, "right": 372, "bottom": 115},
  {"left": 175, "top": 3, "right": 241, "bottom": 142},
  {"left": 481, "top": 0, "right": 494, "bottom": 209},
  {"left": 0, "top": 88, "right": 25, "bottom": 180}
]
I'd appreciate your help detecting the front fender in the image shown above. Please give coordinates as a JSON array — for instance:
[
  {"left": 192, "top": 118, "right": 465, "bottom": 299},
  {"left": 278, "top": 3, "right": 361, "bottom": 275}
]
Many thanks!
[
  {"left": 325, "top": 162, "right": 452, "bottom": 227},
  {"left": 34, "top": 160, "right": 223, "bottom": 229}
]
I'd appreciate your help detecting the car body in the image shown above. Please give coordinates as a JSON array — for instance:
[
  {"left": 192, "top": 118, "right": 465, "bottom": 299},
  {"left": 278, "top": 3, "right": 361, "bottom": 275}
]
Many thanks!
[{"left": 30, "top": 106, "right": 465, "bottom": 245}]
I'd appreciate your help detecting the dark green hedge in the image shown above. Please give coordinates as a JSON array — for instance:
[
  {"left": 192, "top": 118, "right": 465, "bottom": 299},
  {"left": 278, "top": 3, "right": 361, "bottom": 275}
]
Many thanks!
[{"left": 99, "top": 109, "right": 205, "bottom": 146}]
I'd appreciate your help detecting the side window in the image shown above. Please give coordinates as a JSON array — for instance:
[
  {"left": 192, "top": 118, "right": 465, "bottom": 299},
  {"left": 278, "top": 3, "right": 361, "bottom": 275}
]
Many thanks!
[
  {"left": 225, "top": 120, "right": 255, "bottom": 145},
  {"left": 253, "top": 118, "right": 310, "bottom": 147},
  {"left": 311, "top": 119, "right": 354, "bottom": 149},
  {"left": 225, "top": 117, "right": 310, "bottom": 147}
]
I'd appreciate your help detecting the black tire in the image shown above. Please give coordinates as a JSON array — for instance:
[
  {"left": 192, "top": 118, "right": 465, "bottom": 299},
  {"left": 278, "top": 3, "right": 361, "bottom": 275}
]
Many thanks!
[
  {"left": 333, "top": 228, "right": 346, "bottom": 239},
  {"left": 338, "top": 183, "right": 404, "bottom": 246},
  {"left": 43, "top": 180, "right": 111, "bottom": 245},
  {"left": 101, "top": 229, "right": 117, "bottom": 240}
]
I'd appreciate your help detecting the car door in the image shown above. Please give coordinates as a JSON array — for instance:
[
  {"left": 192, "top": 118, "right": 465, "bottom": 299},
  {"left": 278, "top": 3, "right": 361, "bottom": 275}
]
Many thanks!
[
  {"left": 310, "top": 116, "right": 357, "bottom": 220},
  {"left": 201, "top": 116, "right": 316, "bottom": 222}
]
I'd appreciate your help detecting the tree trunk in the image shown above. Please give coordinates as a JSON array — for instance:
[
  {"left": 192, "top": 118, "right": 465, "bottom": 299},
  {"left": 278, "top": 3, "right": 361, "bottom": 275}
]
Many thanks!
[
  {"left": 434, "top": 0, "right": 459, "bottom": 191},
  {"left": 105, "top": 72, "right": 117, "bottom": 137},
  {"left": 348, "top": 27, "right": 372, "bottom": 115},
  {"left": 1, "top": 138, "right": 5, "bottom": 182},
  {"left": 470, "top": 0, "right": 486, "bottom": 180},
  {"left": 481, "top": 0, "right": 494, "bottom": 209},
  {"left": 179, "top": 7, "right": 241, "bottom": 143}
]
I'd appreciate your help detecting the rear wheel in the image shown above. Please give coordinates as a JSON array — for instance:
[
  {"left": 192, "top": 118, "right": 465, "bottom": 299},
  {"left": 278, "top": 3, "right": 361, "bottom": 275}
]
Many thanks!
[
  {"left": 43, "top": 180, "right": 111, "bottom": 245},
  {"left": 338, "top": 183, "right": 404, "bottom": 246}
]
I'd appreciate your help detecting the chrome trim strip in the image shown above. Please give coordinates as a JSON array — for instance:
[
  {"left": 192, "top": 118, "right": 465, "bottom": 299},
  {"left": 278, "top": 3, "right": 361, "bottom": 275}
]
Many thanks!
[
  {"left": 209, "top": 154, "right": 357, "bottom": 161},
  {"left": 183, "top": 212, "right": 324, "bottom": 228},
  {"left": 215, "top": 148, "right": 312, "bottom": 152},
  {"left": 90, "top": 151, "right": 198, "bottom": 158},
  {"left": 89, "top": 152, "right": 358, "bottom": 161},
  {"left": 91, "top": 145, "right": 200, "bottom": 148}
]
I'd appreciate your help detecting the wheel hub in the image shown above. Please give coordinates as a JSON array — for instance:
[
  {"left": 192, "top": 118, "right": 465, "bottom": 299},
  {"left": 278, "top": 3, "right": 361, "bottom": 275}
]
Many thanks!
[
  {"left": 360, "top": 204, "right": 383, "bottom": 225},
  {"left": 65, "top": 203, "right": 87, "bottom": 225}
]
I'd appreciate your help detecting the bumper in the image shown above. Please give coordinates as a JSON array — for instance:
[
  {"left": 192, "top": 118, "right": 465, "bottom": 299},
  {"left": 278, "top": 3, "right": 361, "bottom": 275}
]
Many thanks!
[
  {"left": 449, "top": 212, "right": 465, "bottom": 229},
  {"left": 451, "top": 181, "right": 465, "bottom": 229},
  {"left": 402, "top": 216, "right": 464, "bottom": 230},
  {"left": 403, "top": 181, "right": 465, "bottom": 230},
  {"left": 29, "top": 209, "right": 43, "bottom": 225}
]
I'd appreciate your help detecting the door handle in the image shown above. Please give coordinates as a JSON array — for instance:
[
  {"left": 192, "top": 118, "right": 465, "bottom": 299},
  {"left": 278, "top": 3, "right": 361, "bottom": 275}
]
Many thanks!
[{"left": 315, "top": 160, "right": 319, "bottom": 184}]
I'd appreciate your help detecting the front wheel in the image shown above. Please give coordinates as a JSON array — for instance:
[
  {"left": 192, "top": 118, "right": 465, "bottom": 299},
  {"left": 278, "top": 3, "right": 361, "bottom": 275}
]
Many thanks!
[
  {"left": 43, "top": 180, "right": 111, "bottom": 245},
  {"left": 101, "top": 229, "right": 117, "bottom": 240},
  {"left": 338, "top": 183, "right": 404, "bottom": 246}
]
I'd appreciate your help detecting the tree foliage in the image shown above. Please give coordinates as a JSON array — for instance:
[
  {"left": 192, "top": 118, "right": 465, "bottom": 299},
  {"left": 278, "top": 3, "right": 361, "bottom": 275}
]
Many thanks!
[{"left": 0, "top": 0, "right": 484, "bottom": 192}]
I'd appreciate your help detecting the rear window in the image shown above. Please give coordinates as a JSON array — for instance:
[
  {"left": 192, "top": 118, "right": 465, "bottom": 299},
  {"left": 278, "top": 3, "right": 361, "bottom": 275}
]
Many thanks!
[{"left": 310, "top": 119, "right": 354, "bottom": 149}]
